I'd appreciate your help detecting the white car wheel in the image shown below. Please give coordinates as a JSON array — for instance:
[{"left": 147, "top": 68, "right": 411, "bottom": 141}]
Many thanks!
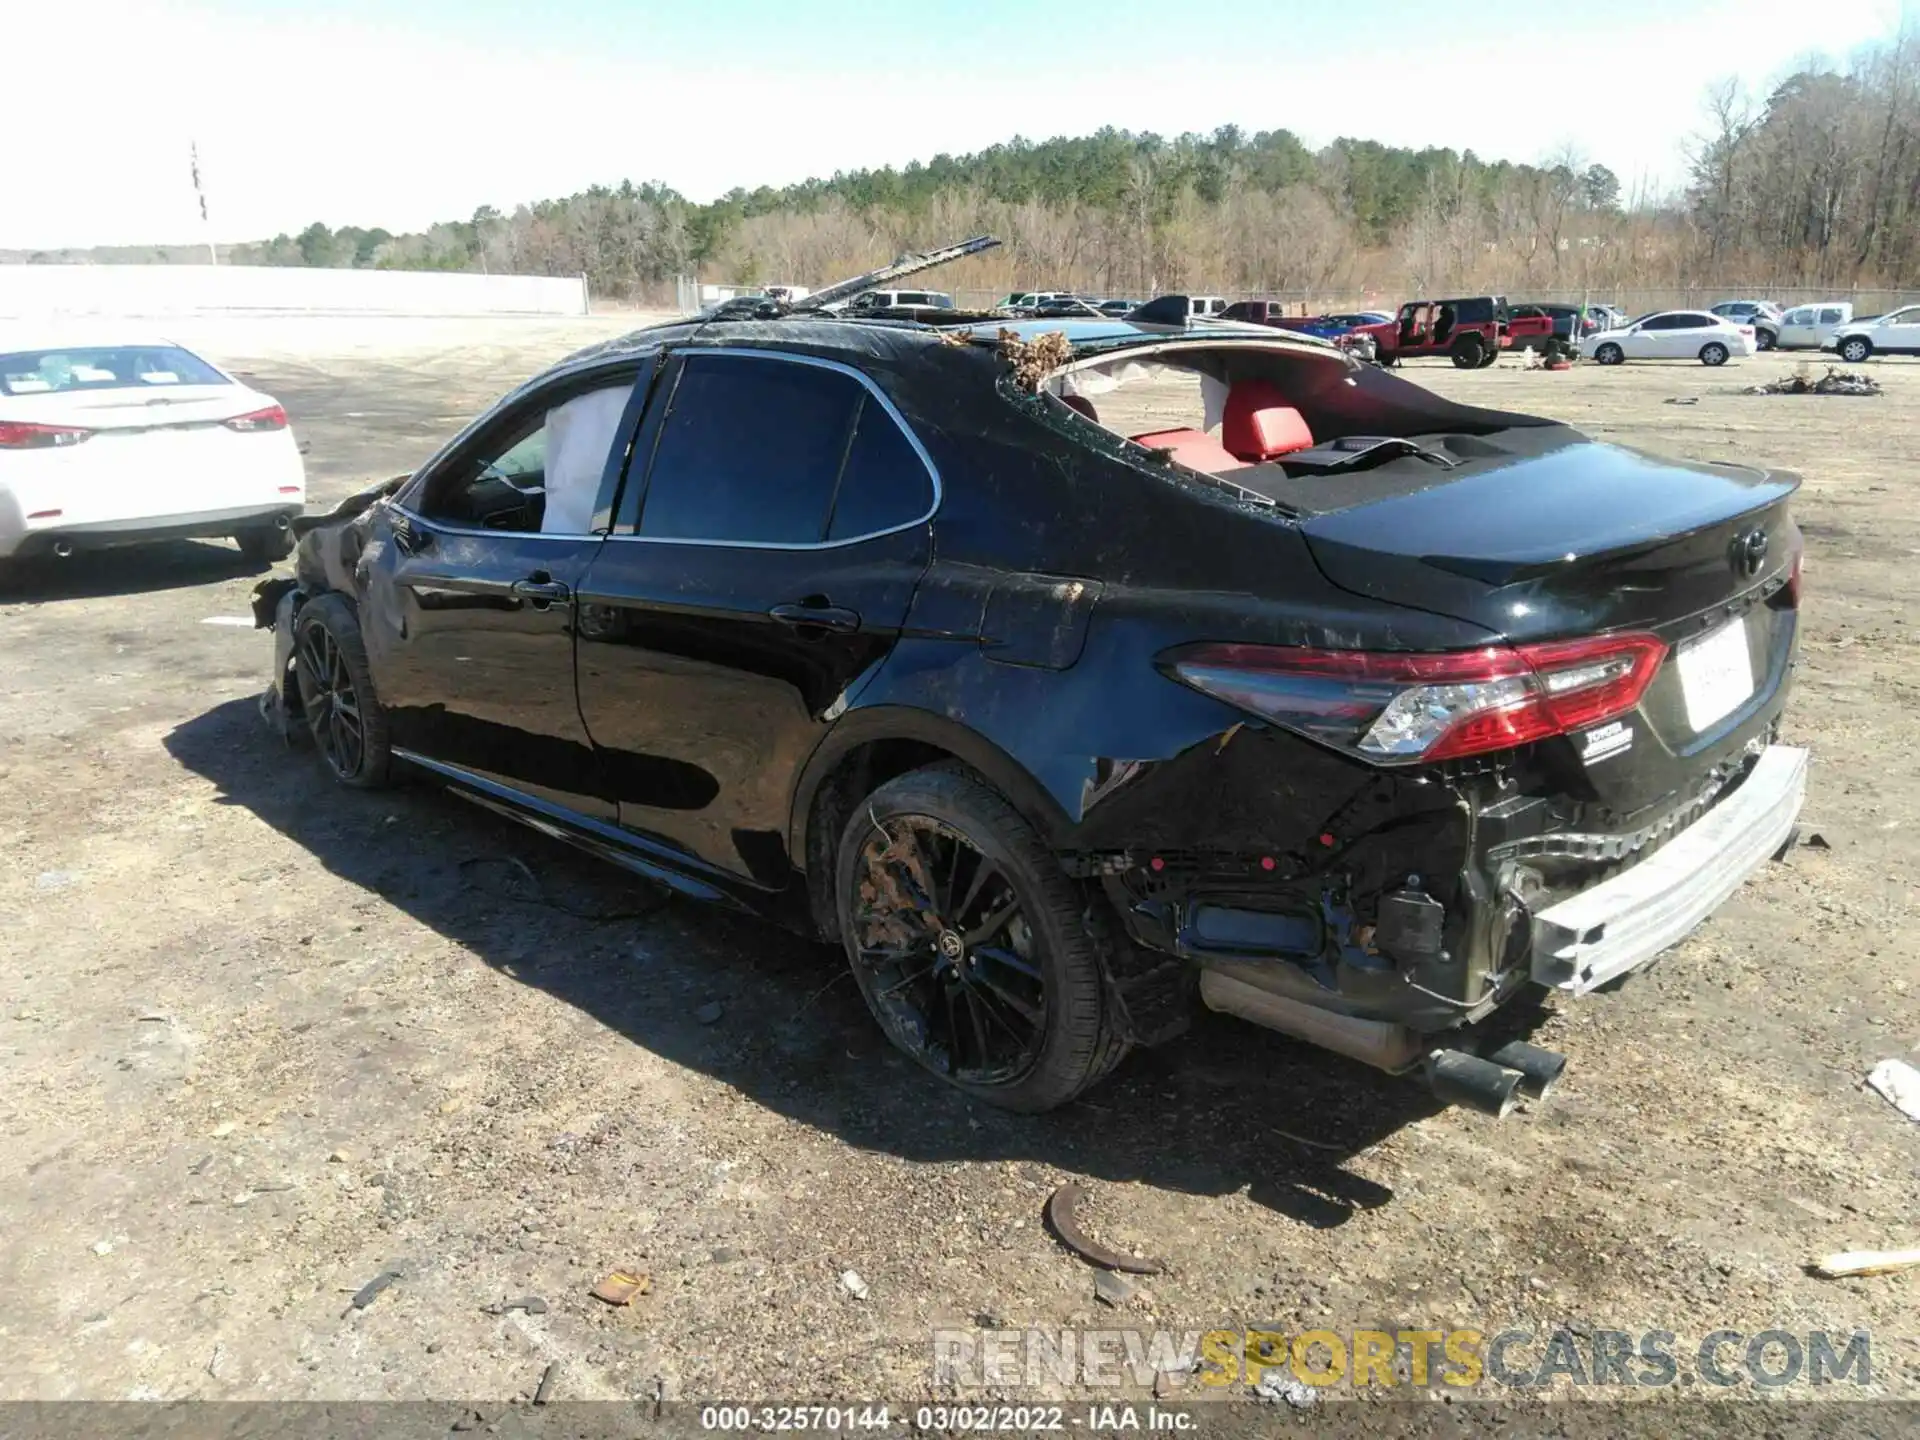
[
  {"left": 1839, "top": 337, "right": 1872, "bottom": 363},
  {"left": 1699, "top": 342, "right": 1729, "bottom": 367},
  {"left": 1594, "top": 343, "right": 1624, "bottom": 365}
]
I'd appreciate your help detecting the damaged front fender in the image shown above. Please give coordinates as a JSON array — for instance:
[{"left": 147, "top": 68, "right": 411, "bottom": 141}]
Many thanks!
[{"left": 253, "top": 578, "right": 308, "bottom": 743}]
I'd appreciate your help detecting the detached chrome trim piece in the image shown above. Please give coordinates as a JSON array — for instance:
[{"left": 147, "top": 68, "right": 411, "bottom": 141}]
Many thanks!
[{"left": 1530, "top": 744, "right": 1808, "bottom": 994}]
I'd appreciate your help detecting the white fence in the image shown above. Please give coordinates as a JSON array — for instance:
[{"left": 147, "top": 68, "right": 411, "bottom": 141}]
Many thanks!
[{"left": 0, "top": 265, "right": 590, "bottom": 319}]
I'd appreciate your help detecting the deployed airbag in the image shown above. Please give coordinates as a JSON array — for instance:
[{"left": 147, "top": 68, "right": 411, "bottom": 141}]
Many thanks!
[{"left": 540, "top": 385, "right": 630, "bottom": 535}]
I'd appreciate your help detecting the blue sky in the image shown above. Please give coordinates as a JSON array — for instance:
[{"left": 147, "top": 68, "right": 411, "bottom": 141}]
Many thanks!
[{"left": 11, "top": 0, "right": 1904, "bottom": 247}]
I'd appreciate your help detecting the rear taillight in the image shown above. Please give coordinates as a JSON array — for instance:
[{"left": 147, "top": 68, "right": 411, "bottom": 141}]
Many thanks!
[
  {"left": 0, "top": 420, "right": 91, "bottom": 449},
  {"left": 224, "top": 404, "right": 288, "bottom": 432},
  {"left": 1786, "top": 540, "right": 1804, "bottom": 606},
  {"left": 1163, "top": 633, "right": 1669, "bottom": 765}
]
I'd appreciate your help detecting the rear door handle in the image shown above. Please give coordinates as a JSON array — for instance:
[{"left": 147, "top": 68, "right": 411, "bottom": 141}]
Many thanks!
[
  {"left": 769, "top": 602, "right": 860, "bottom": 632},
  {"left": 510, "top": 576, "right": 571, "bottom": 604}
]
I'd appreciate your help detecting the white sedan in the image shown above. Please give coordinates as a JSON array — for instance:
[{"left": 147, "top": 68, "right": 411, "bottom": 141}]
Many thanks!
[
  {"left": 1581, "top": 310, "right": 1758, "bottom": 366},
  {"left": 0, "top": 335, "right": 305, "bottom": 566}
]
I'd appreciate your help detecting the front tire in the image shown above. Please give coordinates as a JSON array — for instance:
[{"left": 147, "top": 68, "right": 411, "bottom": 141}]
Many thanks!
[
  {"left": 1756, "top": 328, "right": 1776, "bottom": 351},
  {"left": 293, "top": 593, "right": 393, "bottom": 789},
  {"left": 1594, "top": 342, "right": 1625, "bottom": 365},
  {"left": 835, "top": 764, "right": 1129, "bottom": 1113},
  {"left": 1699, "top": 342, "right": 1730, "bottom": 366},
  {"left": 1449, "top": 335, "right": 1485, "bottom": 369},
  {"left": 1839, "top": 337, "right": 1873, "bottom": 363}
]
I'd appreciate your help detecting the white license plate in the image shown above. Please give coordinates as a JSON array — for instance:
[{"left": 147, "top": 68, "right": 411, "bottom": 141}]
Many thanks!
[{"left": 1677, "top": 617, "right": 1753, "bottom": 731}]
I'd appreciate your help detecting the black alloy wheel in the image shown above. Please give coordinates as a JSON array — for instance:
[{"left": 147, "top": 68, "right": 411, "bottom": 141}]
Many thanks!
[
  {"left": 835, "top": 765, "right": 1128, "bottom": 1112},
  {"left": 294, "top": 595, "right": 392, "bottom": 789}
]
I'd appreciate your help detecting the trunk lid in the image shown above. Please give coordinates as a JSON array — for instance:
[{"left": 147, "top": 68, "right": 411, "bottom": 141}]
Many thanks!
[
  {"left": 2, "top": 383, "right": 264, "bottom": 430},
  {"left": 1300, "top": 436, "right": 1801, "bottom": 824}
]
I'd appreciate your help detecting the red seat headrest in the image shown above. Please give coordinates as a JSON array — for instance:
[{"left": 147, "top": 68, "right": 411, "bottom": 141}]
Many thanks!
[{"left": 1222, "top": 379, "right": 1313, "bottom": 462}]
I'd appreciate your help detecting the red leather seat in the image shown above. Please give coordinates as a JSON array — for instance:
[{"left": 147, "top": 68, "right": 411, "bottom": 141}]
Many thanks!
[
  {"left": 1222, "top": 379, "right": 1313, "bottom": 462},
  {"left": 1128, "top": 428, "right": 1241, "bottom": 474}
]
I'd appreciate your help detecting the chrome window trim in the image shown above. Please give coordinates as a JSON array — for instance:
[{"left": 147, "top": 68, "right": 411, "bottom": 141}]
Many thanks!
[{"left": 609, "top": 345, "right": 942, "bottom": 551}]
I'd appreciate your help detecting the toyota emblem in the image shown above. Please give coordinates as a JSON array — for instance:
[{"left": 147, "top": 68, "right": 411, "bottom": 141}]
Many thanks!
[{"left": 1730, "top": 528, "right": 1769, "bottom": 579}]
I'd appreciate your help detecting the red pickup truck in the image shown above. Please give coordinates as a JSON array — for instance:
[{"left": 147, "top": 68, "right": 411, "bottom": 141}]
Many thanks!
[{"left": 1363, "top": 296, "right": 1550, "bottom": 368}]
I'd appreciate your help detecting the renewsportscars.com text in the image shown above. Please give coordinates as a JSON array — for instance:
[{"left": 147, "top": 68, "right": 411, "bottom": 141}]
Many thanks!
[{"left": 931, "top": 1326, "right": 1873, "bottom": 1391}]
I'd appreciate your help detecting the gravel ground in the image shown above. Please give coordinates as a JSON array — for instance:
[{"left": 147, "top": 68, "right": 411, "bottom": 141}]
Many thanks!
[{"left": 1, "top": 319, "right": 1915, "bottom": 1414}]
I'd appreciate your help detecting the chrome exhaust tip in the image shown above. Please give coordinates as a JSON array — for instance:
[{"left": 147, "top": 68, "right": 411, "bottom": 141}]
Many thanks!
[{"left": 51, "top": 539, "right": 73, "bottom": 559}]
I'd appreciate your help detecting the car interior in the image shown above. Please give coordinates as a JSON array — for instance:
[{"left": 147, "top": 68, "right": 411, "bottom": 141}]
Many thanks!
[
  {"left": 1043, "top": 344, "right": 1551, "bottom": 512},
  {"left": 415, "top": 381, "right": 630, "bottom": 534}
]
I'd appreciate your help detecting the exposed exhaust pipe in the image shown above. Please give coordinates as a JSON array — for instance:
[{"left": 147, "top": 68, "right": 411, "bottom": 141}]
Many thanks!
[
  {"left": 51, "top": 539, "right": 73, "bottom": 559},
  {"left": 1201, "top": 968, "right": 1567, "bottom": 1119},
  {"left": 1199, "top": 970, "right": 1425, "bottom": 1071},
  {"left": 1425, "top": 1050, "right": 1525, "bottom": 1118},
  {"left": 1484, "top": 1039, "right": 1567, "bottom": 1101}
]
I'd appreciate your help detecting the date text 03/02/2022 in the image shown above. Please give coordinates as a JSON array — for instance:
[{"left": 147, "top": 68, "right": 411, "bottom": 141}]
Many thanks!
[{"left": 699, "top": 1405, "right": 1196, "bottom": 1432}]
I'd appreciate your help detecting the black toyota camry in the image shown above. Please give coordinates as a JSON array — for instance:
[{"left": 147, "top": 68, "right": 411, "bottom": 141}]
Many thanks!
[{"left": 255, "top": 252, "right": 1806, "bottom": 1117}]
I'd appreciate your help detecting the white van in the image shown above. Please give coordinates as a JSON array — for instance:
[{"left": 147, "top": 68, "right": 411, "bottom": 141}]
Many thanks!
[{"left": 1773, "top": 302, "right": 1852, "bottom": 350}]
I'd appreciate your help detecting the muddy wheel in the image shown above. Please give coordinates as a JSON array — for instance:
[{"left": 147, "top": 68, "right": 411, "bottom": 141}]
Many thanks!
[
  {"left": 234, "top": 526, "right": 293, "bottom": 563},
  {"left": 1699, "top": 342, "right": 1730, "bottom": 367},
  {"left": 294, "top": 593, "right": 392, "bottom": 789},
  {"left": 1594, "top": 342, "right": 1625, "bottom": 366},
  {"left": 1839, "top": 336, "right": 1872, "bottom": 363},
  {"left": 835, "top": 764, "right": 1129, "bottom": 1113},
  {"left": 1449, "top": 335, "right": 1485, "bottom": 369}
]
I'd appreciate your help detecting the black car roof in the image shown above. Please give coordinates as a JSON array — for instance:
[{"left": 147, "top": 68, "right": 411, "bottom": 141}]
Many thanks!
[{"left": 549, "top": 312, "right": 1331, "bottom": 384}]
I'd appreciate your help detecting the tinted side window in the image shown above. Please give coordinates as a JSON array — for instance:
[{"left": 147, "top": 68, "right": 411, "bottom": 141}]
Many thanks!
[
  {"left": 1641, "top": 315, "right": 1677, "bottom": 330},
  {"left": 827, "top": 399, "right": 934, "bottom": 541},
  {"left": 1818, "top": 308, "right": 1844, "bottom": 324},
  {"left": 1455, "top": 298, "right": 1492, "bottom": 323},
  {"left": 637, "top": 354, "right": 858, "bottom": 544},
  {"left": 1679, "top": 313, "right": 1715, "bottom": 328}
]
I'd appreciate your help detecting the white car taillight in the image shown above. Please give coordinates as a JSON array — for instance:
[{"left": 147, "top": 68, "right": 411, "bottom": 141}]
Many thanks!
[
  {"left": 1162, "top": 633, "right": 1669, "bottom": 765},
  {"left": 223, "top": 404, "right": 289, "bottom": 432},
  {"left": 0, "top": 421, "right": 92, "bottom": 449}
]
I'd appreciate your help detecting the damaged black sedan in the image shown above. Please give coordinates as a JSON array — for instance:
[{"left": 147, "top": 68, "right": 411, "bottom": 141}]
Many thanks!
[{"left": 256, "top": 258, "right": 1806, "bottom": 1117}]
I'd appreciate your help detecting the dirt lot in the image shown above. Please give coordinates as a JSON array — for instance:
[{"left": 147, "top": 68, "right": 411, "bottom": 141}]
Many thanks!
[{"left": 1, "top": 319, "right": 1916, "bottom": 1413}]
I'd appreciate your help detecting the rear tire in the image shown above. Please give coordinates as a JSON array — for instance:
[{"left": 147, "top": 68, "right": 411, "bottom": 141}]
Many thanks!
[
  {"left": 235, "top": 526, "right": 293, "bottom": 563},
  {"left": 1449, "top": 335, "right": 1485, "bottom": 369},
  {"left": 1839, "top": 336, "right": 1872, "bottom": 363},
  {"left": 835, "top": 763, "right": 1130, "bottom": 1113},
  {"left": 1699, "top": 342, "right": 1730, "bottom": 367},
  {"left": 1594, "top": 342, "right": 1625, "bottom": 366},
  {"left": 1476, "top": 345, "right": 1500, "bottom": 368},
  {"left": 293, "top": 593, "right": 393, "bottom": 789}
]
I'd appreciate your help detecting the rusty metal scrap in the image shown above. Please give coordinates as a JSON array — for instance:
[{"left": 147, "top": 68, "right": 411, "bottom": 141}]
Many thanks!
[{"left": 1045, "top": 1182, "right": 1163, "bottom": 1275}]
